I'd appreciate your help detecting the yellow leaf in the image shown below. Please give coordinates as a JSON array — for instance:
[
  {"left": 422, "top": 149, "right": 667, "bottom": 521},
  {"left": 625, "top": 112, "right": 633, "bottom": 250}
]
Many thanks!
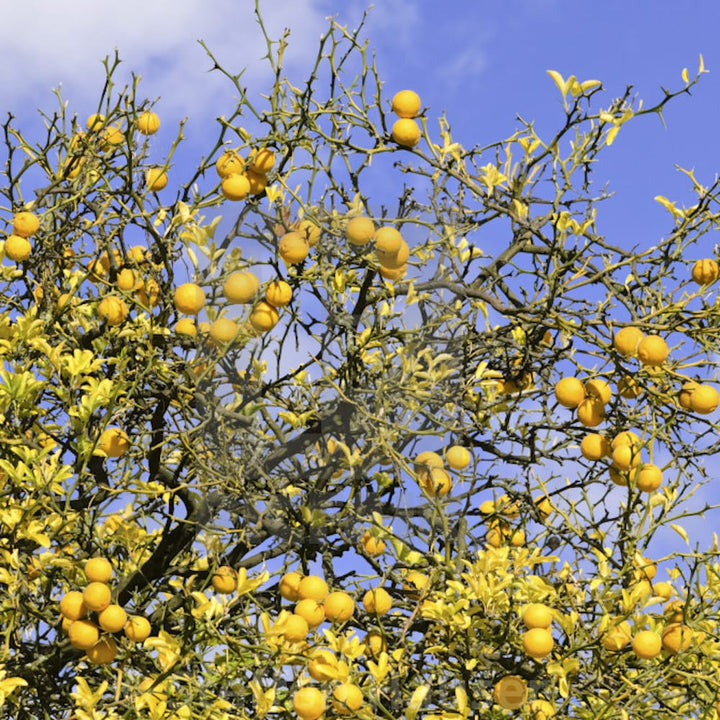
[
  {"left": 406, "top": 685, "right": 430, "bottom": 720},
  {"left": 547, "top": 70, "right": 570, "bottom": 97},
  {"left": 682, "top": 67, "right": 690, "bottom": 84},
  {"left": 670, "top": 523, "right": 689, "bottom": 545}
]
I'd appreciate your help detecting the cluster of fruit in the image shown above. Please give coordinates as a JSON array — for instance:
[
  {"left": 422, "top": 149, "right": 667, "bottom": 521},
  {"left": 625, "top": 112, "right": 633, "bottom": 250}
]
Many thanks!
[
  {"left": 389, "top": 90, "right": 422, "bottom": 148},
  {"left": 412, "top": 445, "right": 471, "bottom": 498},
  {"left": 217, "top": 146, "right": 276, "bottom": 202},
  {"left": 4, "top": 211, "right": 39, "bottom": 263},
  {"left": 58, "top": 558, "right": 152, "bottom": 665}
]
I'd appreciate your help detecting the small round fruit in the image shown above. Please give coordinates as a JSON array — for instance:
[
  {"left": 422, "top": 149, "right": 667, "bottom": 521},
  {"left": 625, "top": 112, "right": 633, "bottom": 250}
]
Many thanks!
[
  {"left": 5, "top": 234, "right": 31, "bottom": 262},
  {"left": 580, "top": 433, "right": 610, "bottom": 461},
  {"left": 245, "top": 170, "right": 267, "bottom": 195},
  {"left": 60, "top": 591, "right": 88, "bottom": 621},
  {"left": 360, "top": 531, "right": 385, "bottom": 556},
  {"left": 248, "top": 147, "right": 276, "bottom": 174},
  {"left": 634, "top": 463, "right": 663, "bottom": 492},
  {"left": 522, "top": 603, "right": 553, "bottom": 629},
  {"left": 602, "top": 620, "right": 632, "bottom": 651},
  {"left": 413, "top": 450, "right": 443, "bottom": 474},
  {"left": 98, "top": 427, "right": 130, "bottom": 458},
  {"left": 221, "top": 173, "right": 251, "bottom": 201},
  {"left": 293, "top": 687, "right": 325, "bottom": 720},
  {"left": 146, "top": 167, "right": 168, "bottom": 191},
  {"left": 391, "top": 118, "right": 421, "bottom": 147},
  {"left": 279, "top": 231, "right": 309, "bottom": 265},
  {"left": 116, "top": 267, "right": 139, "bottom": 291},
  {"left": 12, "top": 211, "right": 40, "bottom": 238},
  {"left": 585, "top": 378, "right": 612, "bottom": 405},
  {"left": 678, "top": 380, "right": 698, "bottom": 409},
  {"left": 137, "top": 111, "right": 160, "bottom": 135},
  {"left": 374, "top": 226, "right": 403, "bottom": 262},
  {"left": 98, "top": 296, "right": 129, "bottom": 326},
  {"left": 363, "top": 587, "right": 392, "bottom": 616},
  {"left": 265, "top": 279, "right": 292, "bottom": 308},
  {"left": 249, "top": 301, "right": 280, "bottom": 332},
  {"left": 68, "top": 619, "right": 100, "bottom": 650},
  {"left": 577, "top": 398, "right": 604, "bottom": 427},
  {"left": 212, "top": 566, "right": 238, "bottom": 594},
  {"left": 223, "top": 271, "right": 260, "bottom": 304},
  {"left": 637, "top": 335, "right": 669, "bottom": 366},
  {"left": 420, "top": 466, "right": 452, "bottom": 496},
  {"left": 522, "top": 627, "right": 554, "bottom": 659},
  {"left": 445, "top": 445, "right": 471, "bottom": 470},
  {"left": 307, "top": 648, "right": 338, "bottom": 681},
  {"left": 83, "top": 582, "right": 112, "bottom": 612},
  {"left": 391, "top": 90, "right": 421, "bottom": 118},
  {"left": 332, "top": 683, "right": 364, "bottom": 715},
  {"left": 324, "top": 591, "right": 354, "bottom": 623},
  {"left": 174, "top": 283, "right": 206, "bottom": 315},
  {"left": 613, "top": 326, "right": 645, "bottom": 357},
  {"left": 102, "top": 125, "right": 124, "bottom": 146},
  {"left": 86, "top": 636, "right": 118, "bottom": 665},
  {"left": 282, "top": 613, "right": 309, "bottom": 642},
  {"left": 124, "top": 615, "right": 152, "bottom": 642},
  {"left": 493, "top": 675, "right": 528, "bottom": 710},
  {"left": 662, "top": 623, "right": 693, "bottom": 654},
  {"left": 611, "top": 443, "right": 641, "bottom": 471},
  {"left": 632, "top": 630, "right": 662, "bottom": 659},
  {"left": 689, "top": 384, "right": 719, "bottom": 414},
  {"left": 529, "top": 699, "right": 556, "bottom": 720},
  {"left": 364, "top": 631, "right": 387, "bottom": 657},
  {"left": 86, "top": 113, "right": 105, "bottom": 131},
  {"left": 294, "top": 598, "right": 325, "bottom": 629},
  {"left": 296, "top": 219, "right": 321, "bottom": 247},
  {"left": 279, "top": 571, "right": 303, "bottom": 602},
  {"left": 691, "top": 258, "right": 719, "bottom": 285},
  {"left": 554, "top": 377, "right": 585, "bottom": 408},
  {"left": 209, "top": 317, "right": 240, "bottom": 345},
  {"left": 380, "top": 239, "right": 410, "bottom": 269},
  {"left": 175, "top": 317, "right": 197, "bottom": 336},
  {"left": 346, "top": 216, "right": 375, "bottom": 246},
  {"left": 297, "top": 575, "right": 328, "bottom": 602},
  {"left": 98, "top": 604, "right": 128, "bottom": 633},
  {"left": 379, "top": 263, "right": 407, "bottom": 281},
  {"left": 618, "top": 375, "right": 643, "bottom": 399},
  {"left": 653, "top": 581, "right": 674, "bottom": 600},
  {"left": 215, "top": 151, "right": 244, "bottom": 178},
  {"left": 85, "top": 558, "right": 113, "bottom": 584}
]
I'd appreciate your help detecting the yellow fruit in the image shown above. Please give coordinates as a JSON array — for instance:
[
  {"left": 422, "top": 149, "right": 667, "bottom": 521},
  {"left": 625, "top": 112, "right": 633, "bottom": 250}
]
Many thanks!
[
  {"left": 678, "top": 380, "right": 698, "bottom": 409},
  {"left": 249, "top": 301, "right": 280, "bottom": 332},
  {"left": 634, "top": 463, "right": 663, "bottom": 492},
  {"left": 585, "top": 378, "right": 612, "bottom": 405},
  {"left": 12, "top": 211, "right": 40, "bottom": 238},
  {"left": 222, "top": 271, "right": 259, "bottom": 304},
  {"left": 124, "top": 615, "right": 152, "bottom": 642},
  {"left": 493, "top": 675, "right": 528, "bottom": 710},
  {"left": 4, "top": 234, "right": 31, "bottom": 261},
  {"left": 61, "top": 616, "right": 74, "bottom": 634},
  {"left": 374, "top": 226, "right": 403, "bottom": 263},
  {"left": 632, "top": 630, "right": 662, "bottom": 659},
  {"left": 665, "top": 600, "right": 685, "bottom": 623},
  {"left": 602, "top": 619, "right": 632, "bottom": 651},
  {"left": 689, "top": 384, "right": 719, "bottom": 414},
  {"left": 346, "top": 216, "right": 376, "bottom": 246},
  {"left": 580, "top": 433, "right": 610, "bottom": 461},
  {"left": 307, "top": 648, "right": 338, "bottom": 681},
  {"left": 637, "top": 334, "right": 669, "bottom": 366},
  {"left": 522, "top": 603, "right": 553, "bottom": 629},
  {"left": 403, "top": 570, "right": 429, "bottom": 599},
  {"left": 136, "top": 276, "right": 160, "bottom": 307},
  {"left": 212, "top": 566, "right": 238, "bottom": 594},
  {"left": 279, "top": 571, "right": 303, "bottom": 601},
  {"left": 216, "top": 151, "right": 244, "bottom": 177},
  {"left": 98, "top": 604, "right": 127, "bottom": 633},
  {"left": 445, "top": 445, "right": 471, "bottom": 469},
  {"left": 391, "top": 90, "right": 421, "bottom": 118},
  {"left": 83, "top": 582, "right": 112, "bottom": 612},
  {"left": 379, "top": 263, "right": 407, "bottom": 281},
  {"left": 662, "top": 622, "right": 693, "bottom": 654},
  {"left": 653, "top": 581, "right": 674, "bottom": 600},
  {"left": 613, "top": 326, "right": 645, "bottom": 357},
  {"left": 296, "top": 219, "right": 322, "bottom": 247},
  {"left": 380, "top": 239, "right": 410, "bottom": 269},
  {"left": 265, "top": 279, "right": 292, "bottom": 308},
  {"left": 324, "top": 591, "right": 354, "bottom": 623},
  {"left": 86, "top": 113, "right": 105, "bottom": 131},
  {"left": 85, "top": 558, "right": 113, "bottom": 584},
  {"left": 534, "top": 495, "right": 553, "bottom": 518},
  {"left": 98, "top": 427, "right": 130, "bottom": 458},
  {"left": 530, "top": 699, "right": 556, "bottom": 720},
  {"left": 363, "top": 587, "right": 392, "bottom": 616},
  {"left": 486, "top": 520, "right": 508, "bottom": 547},
  {"left": 248, "top": 147, "right": 276, "bottom": 174},
  {"left": 510, "top": 528, "right": 526, "bottom": 547},
  {"left": 221, "top": 173, "right": 251, "bottom": 201},
  {"left": 691, "top": 258, "right": 719, "bottom": 285},
  {"left": 419, "top": 466, "right": 452, "bottom": 497},
  {"left": 116, "top": 267, "right": 139, "bottom": 291},
  {"left": 554, "top": 377, "right": 585, "bottom": 408},
  {"left": 332, "top": 683, "right": 364, "bottom": 715},
  {"left": 209, "top": 317, "right": 240, "bottom": 345},
  {"left": 283, "top": 613, "right": 310, "bottom": 642},
  {"left": 293, "top": 686, "right": 326, "bottom": 720},
  {"left": 391, "top": 118, "right": 421, "bottom": 147},
  {"left": 577, "top": 398, "right": 604, "bottom": 427},
  {"left": 102, "top": 125, "right": 124, "bottom": 147},
  {"left": 364, "top": 631, "right": 386, "bottom": 657},
  {"left": 146, "top": 167, "right": 168, "bottom": 191},
  {"left": 618, "top": 375, "right": 643, "bottom": 399},
  {"left": 60, "top": 591, "right": 88, "bottom": 621},
  {"left": 136, "top": 111, "right": 160, "bottom": 135},
  {"left": 609, "top": 467, "right": 628, "bottom": 487},
  {"left": 68, "top": 619, "right": 100, "bottom": 650},
  {"left": 360, "top": 531, "right": 385, "bottom": 556},
  {"left": 245, "top": 170, "right": 268, "bottom": 195},
  {"left": 174, "top": 283, "right": 205, "bottom": 315},
  {"left": 295, "top": 598, "right": 325, "bottom": 628},
  {"left": 279, "top": 231, "right": 310, "bottom": 264},
  {"left": 298, "top": 575, "right": 328, "bottom": 602},
  {"left": 97, "top": 296, "right": 129, "bottom": 326},
  {"left": 496, "top": 494, "right": 521, "bottom": 518},
  {"left": 522, "top": 627, "right": 554, "bottom": 659},
  {"left": 174, "top": 317, "right": 197, "bottom": 336},
  {"left": 86, "top": 636, "right": 118, "bottom": 665},
  {"left": 611, "top": 443, "right": 641, "bottom": 471},
  {"left": 413, "top": 450, "right": 443, "bottom": 474}
]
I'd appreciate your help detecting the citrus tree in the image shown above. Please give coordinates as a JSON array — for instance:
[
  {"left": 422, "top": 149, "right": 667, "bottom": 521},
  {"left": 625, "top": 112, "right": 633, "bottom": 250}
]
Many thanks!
[{"left": 1, "top": 8, "right": 720, "bottom": 720}]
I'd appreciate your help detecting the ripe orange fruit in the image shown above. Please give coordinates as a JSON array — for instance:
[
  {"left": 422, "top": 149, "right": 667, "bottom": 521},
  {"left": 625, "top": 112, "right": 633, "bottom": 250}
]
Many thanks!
[
  {"left": 145, "top": 167, "right": 168, "bottom": 191},
  {"left": 379, "top": 263, "right": 407, "bottom": 281},
  {"left": 279, "top": 231, "right": 310, "bottom": 264},
  {"left": 98, "top": 427, "right": 130, "bottom": 458},
  {"left": 522, "top": 603, "right": 553, "bottom": 629},
  {"left": 522, "top": 627, "right": 554, "bottom": 659},
  {"left": 83, "top": 582, "right": 112, "bottom": 612},
  {"left": 601, "top": 619, "right": 632, "bottom": 651},
  {"left": 637, "top": 335, "right": 669, "bottom": 366},
  {"left": 298, "top": 575, "right": 328, "bottom": 602},
  {"left": 12, "top": 211, "right": 40, "bottom": 238},
  {"left": 174, "top": 283, "right": 206, "bottom": 315},
  {"left": 295, "top": 219, "right": 322, "bottom": 247},
  {"left": 554, "top": 377, "right": 585, "bottom": 408},
  {"left": 413, "top": 450, "right": 443, "bottom": 474},
  {"left": 445, "top": 445, "right": 471, "bottom": 469},
  {"left": 307, "top": 648, "right": 338, "bottom": 681},
  {"left": 223, "top": 271, "right": 259, "bottom": 304},
  {"left": 85, "top": 557, "right": 113, "bottom": 584},
  {"left": 249, "top": 301, "right": 280, "bottom": 332},
  {"left": 265, "top": 279, "right": 292, "bottom": 308},
  {"left": 68, "top": 619, "right": 100, "bottom": 650},
  {"left": 576, "top": 398, "right": 604, "bottom": 427},
  {"left": 332, "top": 683, "right": 364, "bottom": 714},
  {"left": 4, "top": 235, "right": 31, "bottom": 262},
  {"left": 279, "top": 571, "right": 303, "bottom": 601},
  {"left": 618, "top": 375, "right": 643, "bottom": 399},
  {"left": 374, "top": 226, "right": 403, "bottom": 263},
  {"left": 360, "top": 531, "right": 385, "bottom": 556},
  {"left": 403, "top": 570, "right": 429, "bottom": 599},
  {"left": 293, "top": 687, "right": 326, "bottom": 720},
  {"left": 346, "top": 216, "right": 376, "bottom": 246},
  {"left": 580, "top": 433, "right": 610, "bottom": 461},
  {"left": 534, "top": 495, "right": 553, "bottom": 518},
  {"left": 209, "top": 317, "right": 240, "bottom": 345},
  {"left": 216, "top": 151, "right": 244, "bottom": 178},
  {"left": 364, "top": 631, "right": 387, "bottom": 657},
  {"left": 102, "top": 125, "right": 124, "bottom": 147},
  {"left": 634, "top": 463, "right": 663, "bottom": 492},
  {"left": 60, "top": 591, "right": 88, "bottom": 620},
  {"left": 295, "top": 598, "right": 325, "bottom": 628},
  {"left": 391, "top": 118, "right": 421, "bottom": 147},
  {"left": 363, "top": 587, "right": 392, "bottom": 616},
  {"left": 124, "top": 615, "right": 152, "bottom": 642},
  {"left": 282, "top": 613, "right": 310, "bottom": 642},
  {"left": 613, "top": 326, "right": 645, "bottom": 357},
  {"left": 689, "top": 384, "right": 719, "bottom": 414},
  {"left": 98, "top": 604, "right": 127, "bottom": 633},
  {"left": 324, "top": 591, "right": 354, "bottom": 623},
  {"left": 116, "top": 267, "right": 139, "bottom": 291},
  {"left": 611, "top": 443, "right": 641, "bottom": 471},
  {"left": 380, "top": 239, "right": 410, "bottom": 270},
  {"left": 662, "top": 623, "right": 692, "bottom": 654},
  {"left": 653, "top": 581, "right": 674, "bottom": 600},
  {"left": 97, "top": 296, "right": 129, "bottom": 326},
  {"left": 391, "top": 90, "right": 421, "bottom": 118},
  {"left": 493, "top": 675, "right": 528, "bottom": 710},
  {"left": 245, "top": 170, "right": 268, "bottom": 195},
  {"left": 248, "top": 147, "right": 276, "bottom": 174},
  {"left": 529, "top": 699, "right": 556, "bottom": 720},
  {"left": 691, "top": 258, "right": 719, "bottom": 285},
  {"left": 175, "top": 317, "right": 197, "bottom": 336},
  {"left": 86, "top": 636, "right": 118, "bottom": 665},
  {"left": 632, "top": 630, "right": 662, "bottom": 659},
  {"left": 419, "top": 466, "right": 452, "bottom": 496},
  {"left": 678, "top": 380, "right": 698, "bottom": 409},
  {"left": 221, "top": 173, "right": 251, "bottom": 201},
  {"left": 211, "top": 566, "right": 238, "bottom": 594},
  {"left": 86, "top": 113, "right": 105, "bottom": 131},
  {"left": 137, "top": 111, "right": 160, "bottom": 135},
  {"left": 585, "top": 378, "right": 612, "bottom": 405}
]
